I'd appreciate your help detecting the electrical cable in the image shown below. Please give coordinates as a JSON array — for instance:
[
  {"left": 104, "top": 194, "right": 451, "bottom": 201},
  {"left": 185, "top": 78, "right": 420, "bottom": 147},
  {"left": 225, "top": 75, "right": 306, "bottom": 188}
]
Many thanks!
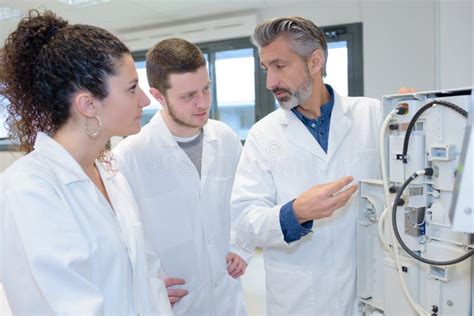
[
  {"left": 392, "top": 168, "right": 474, "bottom": 266},
  {"left": 378, "top": 109, "right": 398, "bottom": 253},
  {"left": 401, "top": 100, "right": 468, "bottom": 164},
  {"left": 379, "top": 108, "right": 429, "bottom": 315}
]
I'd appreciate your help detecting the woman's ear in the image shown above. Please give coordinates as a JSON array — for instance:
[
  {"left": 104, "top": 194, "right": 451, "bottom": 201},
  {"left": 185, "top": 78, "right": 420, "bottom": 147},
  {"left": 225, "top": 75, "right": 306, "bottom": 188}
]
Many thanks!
[
  {"left": 73, "top": 91, "right": 98, "bottom": 118},
  {"left": 307, "top": 49, "right": 325, "bottom": 76}
]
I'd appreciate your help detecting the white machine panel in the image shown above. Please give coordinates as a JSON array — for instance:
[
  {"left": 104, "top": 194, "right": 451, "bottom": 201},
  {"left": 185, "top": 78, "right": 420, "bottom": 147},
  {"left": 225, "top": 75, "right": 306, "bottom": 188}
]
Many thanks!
[{"left": 357, "top": 88, "right": 473, "bottom": 316}]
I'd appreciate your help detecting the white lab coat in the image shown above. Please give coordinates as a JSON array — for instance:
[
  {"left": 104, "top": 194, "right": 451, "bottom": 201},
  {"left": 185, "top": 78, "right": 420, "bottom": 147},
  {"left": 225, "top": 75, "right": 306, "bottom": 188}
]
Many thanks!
[
  {"left": 0, "top": 132, "right": 172, "bottom": 315},
  {"left": 231, "top": 91, "right": 382, "bottom": 315},
  {"left": 114, "top": 111, "right": 247, "bottom": 316}
]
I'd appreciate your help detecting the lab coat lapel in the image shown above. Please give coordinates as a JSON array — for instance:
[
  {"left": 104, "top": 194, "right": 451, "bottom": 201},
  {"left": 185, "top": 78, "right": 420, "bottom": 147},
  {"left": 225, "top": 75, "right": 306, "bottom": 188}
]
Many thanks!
[
  {"left": 150, "top": 111, "right": 181, "bottom": 149},
  {"left": 154, "top": 111, "right": 201, "bottom": 187},
  {"left": 98, "top": 164, "right": 147, "bottom": 313},
  {"left": 96, "top": 163, "right": 135, "bottom": 260},
  {"left": 326, "top": 93, "right": 351, "bottom": 163},
  {"left": 283, "top": 110, "right": 328, "bottom": 162},
  {"left": 200, "top": 122, "right": 218, "bottom": 191}
]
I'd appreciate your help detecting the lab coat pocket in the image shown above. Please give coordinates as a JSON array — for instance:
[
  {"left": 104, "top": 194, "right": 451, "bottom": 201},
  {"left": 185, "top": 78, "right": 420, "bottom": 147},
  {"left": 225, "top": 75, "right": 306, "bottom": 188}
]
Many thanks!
[
  {"left": 149, "top": 277, "right": 173, "bottom": 315},
  {"left": 171, "top": 283, "right": 205, "bottom": 315},
  {"left": 265, "top": 261, "right": 315, "bottom": 315},
  {"left": 214, "top": 274, "right": 247, "bottom": 316}
]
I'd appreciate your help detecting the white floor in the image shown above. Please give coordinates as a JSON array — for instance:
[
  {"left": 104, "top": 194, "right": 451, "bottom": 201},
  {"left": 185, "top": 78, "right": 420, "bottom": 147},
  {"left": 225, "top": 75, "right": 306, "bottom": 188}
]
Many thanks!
[
  {"left": 241, "top": 248, "right": 266, "bottom": 316},
  {"left": 1, "top": 283, "right": 11, "bottom": 315},
  {"left": 0, "top": 250, "right": 266, "bottom": 316}
]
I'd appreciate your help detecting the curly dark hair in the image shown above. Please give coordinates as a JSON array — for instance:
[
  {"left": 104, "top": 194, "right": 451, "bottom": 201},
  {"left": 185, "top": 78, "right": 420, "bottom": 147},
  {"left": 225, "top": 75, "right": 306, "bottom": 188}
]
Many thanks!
[{"left": 0, "top": 9, "right": 130, "bottom": 152}]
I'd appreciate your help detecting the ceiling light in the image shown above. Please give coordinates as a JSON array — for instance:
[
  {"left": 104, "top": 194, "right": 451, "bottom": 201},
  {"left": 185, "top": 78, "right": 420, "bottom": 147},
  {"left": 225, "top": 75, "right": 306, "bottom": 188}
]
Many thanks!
[{"left": 57, "top": 0, "right": 111, "bottom": 7}]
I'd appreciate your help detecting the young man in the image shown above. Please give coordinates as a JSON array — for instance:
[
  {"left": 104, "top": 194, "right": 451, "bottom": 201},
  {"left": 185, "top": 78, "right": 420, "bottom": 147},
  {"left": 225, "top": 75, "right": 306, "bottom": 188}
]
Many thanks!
[
  {"left": 114, "top": 38, "right": 248, "bottom": 315},
  {"left": 231, "top": 16, "right": 383, "bottom": 315}
]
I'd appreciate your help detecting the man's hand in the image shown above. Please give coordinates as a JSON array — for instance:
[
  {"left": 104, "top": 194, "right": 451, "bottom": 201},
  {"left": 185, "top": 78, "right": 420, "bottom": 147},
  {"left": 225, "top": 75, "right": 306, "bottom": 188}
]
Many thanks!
[
  {"left": 164, "top": 277, "right": 188, "bottom": 306},
  {"left": 293, "top": 176, "right": 358, "bottom": 223},
  {"left": 226, "top": 252, "right": 247, "bottom": 278}
]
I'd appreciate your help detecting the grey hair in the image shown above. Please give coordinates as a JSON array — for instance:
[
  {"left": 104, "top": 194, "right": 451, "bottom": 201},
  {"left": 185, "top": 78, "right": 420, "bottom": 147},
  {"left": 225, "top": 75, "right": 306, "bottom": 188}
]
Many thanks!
[{"left": 251, "top": 16, "right": 328, "bottom": 77}]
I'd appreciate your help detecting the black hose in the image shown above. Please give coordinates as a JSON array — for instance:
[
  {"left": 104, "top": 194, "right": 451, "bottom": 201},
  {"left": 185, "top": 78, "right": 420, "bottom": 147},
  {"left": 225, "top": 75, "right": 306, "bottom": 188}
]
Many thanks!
[
  {"left": 401, "top": 100, "right": 468, "bottom": 164},
  {"left": 392, "top": 168, "right": 474, "bottom": 266}
]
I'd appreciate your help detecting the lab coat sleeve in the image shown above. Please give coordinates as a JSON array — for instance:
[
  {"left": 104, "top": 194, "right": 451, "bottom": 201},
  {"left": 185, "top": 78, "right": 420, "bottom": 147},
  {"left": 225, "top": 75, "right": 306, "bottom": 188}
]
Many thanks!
[
  {"left": 145, "top": 239, "right": 167, "bottom": 279},
  {"left": 230, "top": 129, "right": 287, "bottom": 253},
  {"left": 144, "top": 241, "right": 173, "bottom": 315},
  {"left": 2, "top": 177, "right": 104, "bottom": 314},
  {"left": 112, "top": 157, "right": 173, "bottom": 315},
  {"left": 227, "top": 132, "right": 255, "bottom": 263}
]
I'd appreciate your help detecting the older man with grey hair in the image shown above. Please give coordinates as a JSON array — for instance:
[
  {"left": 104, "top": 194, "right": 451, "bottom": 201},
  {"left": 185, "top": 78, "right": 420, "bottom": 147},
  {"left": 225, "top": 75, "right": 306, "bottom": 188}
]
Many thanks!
[{"left": 231, "top": 16, "right": 382, "bottom": 315}]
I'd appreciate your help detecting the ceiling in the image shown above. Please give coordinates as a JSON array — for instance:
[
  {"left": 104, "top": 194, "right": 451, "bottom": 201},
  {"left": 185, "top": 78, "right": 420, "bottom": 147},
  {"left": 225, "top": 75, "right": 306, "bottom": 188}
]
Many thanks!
[{"left": 0, "top": 0, "right": 314, "bottom": 43}]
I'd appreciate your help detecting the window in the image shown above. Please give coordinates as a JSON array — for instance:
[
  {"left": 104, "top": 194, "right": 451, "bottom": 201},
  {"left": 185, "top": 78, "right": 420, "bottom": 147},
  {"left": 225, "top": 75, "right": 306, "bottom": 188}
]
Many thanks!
[
  {"left": 131, "top": 22, "right": 363, "bottom": 141},
  {"left": 0, "top": 97, "right": 8, "bottom": 139},
  {"left": 0, "top": 96, "right": 15, "bottom": 150},
  {"left": 322, "top": 23, "right": 363, "bottom": 96},
  {"left": 326, "top": 41, "right": 349, "bottom": 96},
  {"left": 198, "top": 39, "right": 257, "bottom": 141},
  {"left": 133, "top": 61, "right": 162, "bottom": 126}
]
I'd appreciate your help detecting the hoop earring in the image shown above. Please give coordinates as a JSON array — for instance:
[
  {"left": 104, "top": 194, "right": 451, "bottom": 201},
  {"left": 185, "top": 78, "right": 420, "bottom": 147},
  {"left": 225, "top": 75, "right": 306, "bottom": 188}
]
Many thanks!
[{"left": 85, "top": 115, "right": 102, "bottom": 138}]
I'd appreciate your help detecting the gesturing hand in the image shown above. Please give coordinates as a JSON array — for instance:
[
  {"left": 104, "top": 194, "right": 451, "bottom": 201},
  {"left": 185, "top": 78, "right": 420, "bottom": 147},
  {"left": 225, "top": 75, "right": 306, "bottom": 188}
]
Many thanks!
[{"left": 293, "top": 176, "right": 358, "bottom": 223}]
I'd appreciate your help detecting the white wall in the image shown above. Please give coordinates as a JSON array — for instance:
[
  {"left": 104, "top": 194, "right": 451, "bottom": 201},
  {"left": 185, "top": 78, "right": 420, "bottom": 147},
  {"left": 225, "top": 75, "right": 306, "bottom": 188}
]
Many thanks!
[
  {"left": 360, "top": 1, "right": 437, "bottom": 97},
  {"left": 438, "top": 0, "right": 473, "bottom": 89}
]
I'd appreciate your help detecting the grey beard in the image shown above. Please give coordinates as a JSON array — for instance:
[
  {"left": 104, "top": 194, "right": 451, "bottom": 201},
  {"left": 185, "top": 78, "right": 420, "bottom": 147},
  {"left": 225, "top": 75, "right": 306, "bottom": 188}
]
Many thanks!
[
  {"left": 278, "top": 81, "right": 312, "bottom": 110},
  {"left": 279, "top": 95, "right": 299, "bottom": 110}
]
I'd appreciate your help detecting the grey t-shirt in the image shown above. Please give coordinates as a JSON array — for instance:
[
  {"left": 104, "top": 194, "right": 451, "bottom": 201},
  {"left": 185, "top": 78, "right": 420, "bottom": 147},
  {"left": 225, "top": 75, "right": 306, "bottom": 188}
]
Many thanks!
[{"left": 176, "top": 130, "right": 203, "bottom": 176}]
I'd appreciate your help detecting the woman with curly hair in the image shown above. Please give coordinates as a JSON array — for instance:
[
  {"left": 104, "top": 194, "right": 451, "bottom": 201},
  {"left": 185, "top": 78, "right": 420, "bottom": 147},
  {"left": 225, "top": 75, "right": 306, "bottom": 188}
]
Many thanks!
[{"left": 0, "top": 10, "right": 172, "bottom": 315}]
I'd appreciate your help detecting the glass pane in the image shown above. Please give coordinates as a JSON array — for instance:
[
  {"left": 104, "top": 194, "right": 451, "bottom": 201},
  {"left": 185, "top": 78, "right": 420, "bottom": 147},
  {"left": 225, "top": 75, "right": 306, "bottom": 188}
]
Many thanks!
[
  {"left": 273, "top": 40, "right": 349, "bottom": 109},
  {"left": 135, "top": 60, "right": 162, "bottom": 126},
  {"left": 325, "top": 41, "right": 348, "bottom": 96},
  {"left": 0, "top": 97, "right": 9, "bottom": 139},
  {"left": 215, "top": 48, "right": 255, "bottom": 141}
]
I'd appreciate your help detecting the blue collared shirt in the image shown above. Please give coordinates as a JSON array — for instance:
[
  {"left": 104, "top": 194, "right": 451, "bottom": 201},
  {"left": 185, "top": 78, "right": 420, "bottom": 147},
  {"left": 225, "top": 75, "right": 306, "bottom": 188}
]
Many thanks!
[{"left": 279, "top": 84, "right": 335, "bottom": 243}]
